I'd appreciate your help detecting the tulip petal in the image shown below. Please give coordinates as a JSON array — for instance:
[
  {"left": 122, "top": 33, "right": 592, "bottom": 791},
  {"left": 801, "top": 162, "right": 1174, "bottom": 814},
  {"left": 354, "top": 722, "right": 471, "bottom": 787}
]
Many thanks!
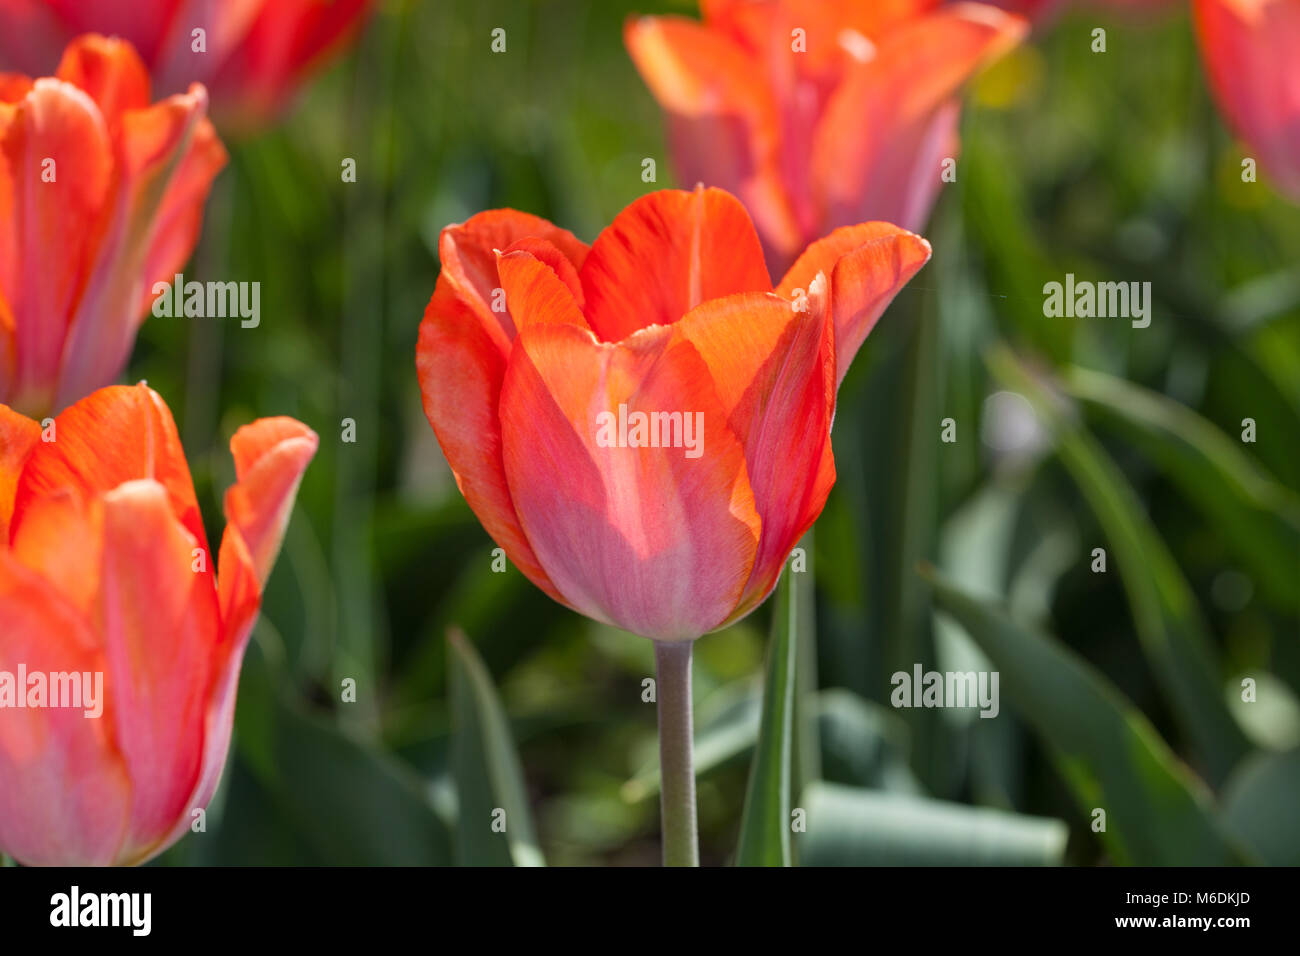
[
  {"left": 99, "top": 478, "right": 217, "bottom": 863},
  {"left": 416, "top": 279, "right": 566, "bottom": 602},
  {"left": 54, "top": 83, "right": 224, "bottom": 410},
  {"left": 0, "top": 77, "right": 113, "bottom": 415},
  {"left": 0, "top": 553, "right": 131, "bottom": 866},
  {"left": 202, "top": 0, "right": 373, "bottom": 126},
  {"left": 580, "top": 186, "right": 773, "bottom": 340},
  {"left": 499, "top": 321, "right": 762, "bottom": 640},
  {"left": 439, "top": 208, "right": 590, "bottom": 352},
  {"left": 1193, "top": 0, "right": 1300, "bottom": 199},
  {"left": 672, "top": 286, "right": 837, "bottom": 619},
  {"left": 54, "top": 33, "right": 152, "bottom": 129},
  {"left": 0, "top": 401, "right": 38, "bottom": 539},
  {"left": 812, "top": 3, "right": 1026, "bottom": 232},
  {"left": 624, "top": 18, "right": 802, "bottom": 272},
  {"left": 12, "top": 383, "right": 207, "bottom": 549},
  {"left": 777, "top": 223, "right": 932, "bottom": 383},
  {"left": 221, "top": 415, "right": 319, "bottom": 587}
]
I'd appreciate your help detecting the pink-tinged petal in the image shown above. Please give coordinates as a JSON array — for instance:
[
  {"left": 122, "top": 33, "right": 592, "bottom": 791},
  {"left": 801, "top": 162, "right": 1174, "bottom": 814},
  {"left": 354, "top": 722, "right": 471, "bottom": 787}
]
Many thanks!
[
  {"left": 672, "top": 286, "right": 837, "bottom": 619},
  {"left": 0, "top": 401, "right": 38, "bottom": 539},
  {"left": 54, "top": 34, "right": 152, "bottom": 129},
  {"left": 55, "top": 83, "right": 225, "bottom": 410},
  {"left": 0, "top": 553, "right": 131, "bottom": 867},
  {"left": 137, "top": 113, "right": 226, "bottom": 312},
  {"left": 580, "top": 186, "right": 773, "bottom": 340},
  {"left": 202, "top": 0, "right": 374, "bottom": 128},
  {"left": 0, "top": 1, "right": 68, "bottom": 78},
  {"left": 812, "top": 3, "right": 1026, "bottom": 233},
  {"left": 44, "top": 1, "right": 184, "bottom": 67},
  {"left": 438, "top": 208, "right": 590, "bottom": 353},
  {"left": 98, "top": 478, "right": 217, "bottom": 864},
  {"left": 0, "top": 77, "right": 113, "bottom": 416},
  {"left": 416, "top": 280, "right": 565, "bottom": 602},
  {"left": 1194, "top": 0, "right": 1300, "bottom": 199},
  {"left": 777, "top": 223, "right": 932, "bottom": 384},
  {"left": 499, "top": 321, "right": 762, "bottom": 641},
  {"left": 625, "top": 17, "right": 802, "bottom": 272},
  {"left": 222, "top": 415, "right": 318, "bottom": 587},
  {"left": 11, "top": 383, "right": 208, "bottom": 552}
]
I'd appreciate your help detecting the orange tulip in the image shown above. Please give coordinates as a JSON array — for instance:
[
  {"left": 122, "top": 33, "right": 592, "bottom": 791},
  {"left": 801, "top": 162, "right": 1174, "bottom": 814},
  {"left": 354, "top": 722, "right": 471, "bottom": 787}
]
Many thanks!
[
  {"left": 625, "top": 1, "right": 1025, "bottom": 274},
  {"left": 1193, "top": 0, "right": 1300, "bottom": 200},
  {"left": 0, "top": 34, "right": 226, "bottom": 419},
  {"left": 0, "top": 383, "right": 317, "bottom": 865},
  {"left": 0, "top": 0, "right": 373, "bottom": 131},
  {"left": 416, "top": 186, "right": 929, "bottom": 642}
]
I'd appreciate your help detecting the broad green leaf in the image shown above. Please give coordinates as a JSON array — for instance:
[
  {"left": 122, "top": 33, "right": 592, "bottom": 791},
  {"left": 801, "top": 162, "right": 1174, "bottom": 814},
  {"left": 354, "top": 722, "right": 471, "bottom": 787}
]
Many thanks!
[
  {"left": 735, "top": 569, "right": 798, "bottom": 866},
  {"left": 818, "top": 689, "right": 922, "bottom": 794},
  {"left": 990, "top": 347, "right": 1250, "bottom": 784},
  {"left": 449, "top": 628, "right": 544, "bottom": 866},
  {"left": 924, "top": 568, "right": 1249, "bottom": 865},
  {"left": 1220, "top": 749, "right": 1300, "bottom": 865},
  {"left": 270, "top": 701, "right": 453, "bottom": 865},
  {"left": 1065, "top": 365, "right": 1300, "bottom": 612},
  {"left": 801, "top": 782, "right": 1067, "bottom": 866}
]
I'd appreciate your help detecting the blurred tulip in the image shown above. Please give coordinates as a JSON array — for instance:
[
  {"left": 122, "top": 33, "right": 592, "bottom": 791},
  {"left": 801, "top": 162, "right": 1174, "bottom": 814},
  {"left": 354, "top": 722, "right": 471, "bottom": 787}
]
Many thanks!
[
  {"left": 626, "top": 0, "right": 1024, "bottom": 274},
  {"left": 416, "top": 186, "right": 929, "bottom": 642},
  {"left": 0, "top": 0, "right": 373, "bottom": 131},
  {"left": 1193, "top": 0, "right": 1300, "bottom": 200},
  {"left": 0, "top": 383, "right": 317, "bottom": 866},
  {"left": 0, "top": 34, "right": 226, "bottom": 419}
]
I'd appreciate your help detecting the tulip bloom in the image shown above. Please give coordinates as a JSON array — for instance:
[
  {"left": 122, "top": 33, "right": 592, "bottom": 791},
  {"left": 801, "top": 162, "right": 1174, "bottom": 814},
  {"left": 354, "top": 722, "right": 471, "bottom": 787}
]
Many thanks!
[
  {"left": 0, "top": 0, "right": 373, "bottom": 130},
  {"left": 626, "top": 1, "right": 1025, "bottom": 274},
  {"left": 416, "top": 187, "right": 929, "bottom": 642},
  {"left": 0, "top": 34, "right": 226, "bottom": 419},
  {"left": 0, "top": 383, "right": 317, "bottom": 865},
  {"left": 1193, "top": 0, "right": 1300, "bottom": 200}
]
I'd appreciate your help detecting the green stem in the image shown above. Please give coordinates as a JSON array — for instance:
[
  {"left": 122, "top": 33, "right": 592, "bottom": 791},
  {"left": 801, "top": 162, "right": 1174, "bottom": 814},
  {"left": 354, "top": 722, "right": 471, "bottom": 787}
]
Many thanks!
[{"left": 654, "top": 640, "right": 698, "bottom": 867}]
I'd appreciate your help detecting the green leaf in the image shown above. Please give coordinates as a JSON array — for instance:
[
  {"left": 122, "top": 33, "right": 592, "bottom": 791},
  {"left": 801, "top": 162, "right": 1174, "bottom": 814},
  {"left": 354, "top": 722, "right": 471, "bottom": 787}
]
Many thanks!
[
  {"left": 1065, "top": 365, "right": 1300, "bottom": 612},
  {"left": 448, "top": 628, "right": 544, "bottom": 866},
  {"left": 817, "top": 689, "right": 922, "bottom": 794},
  {"left": 269, "top": 701, "right": 453, "bottom": 865},
  {"left": 1220, "top": 749, "right": 1300, "bottom": 866},
  {"left": 735, "top": 569, "right": 798, "bottom": 866},
  {"left": 801, "top": 782, "right": 1068, "bottom": 866},
  {"left": 924, "top": 567, "right": 1248, "bottom": 865},
  {"left": 990, "top": 347, "right": 1250, "bottom": 784}
]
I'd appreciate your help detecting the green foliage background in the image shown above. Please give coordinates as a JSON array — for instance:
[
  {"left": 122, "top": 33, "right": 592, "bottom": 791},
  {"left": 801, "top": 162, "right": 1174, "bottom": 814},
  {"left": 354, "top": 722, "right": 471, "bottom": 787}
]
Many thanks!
[{"left": 130, "top": 0, "right": 1299, "bottom": 866}]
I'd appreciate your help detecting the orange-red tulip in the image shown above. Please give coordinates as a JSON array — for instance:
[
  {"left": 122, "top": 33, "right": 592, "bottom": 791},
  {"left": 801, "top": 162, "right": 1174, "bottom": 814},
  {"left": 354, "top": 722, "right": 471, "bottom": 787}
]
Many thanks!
[
  {"left": 0, "top": 0, "right": 373, "bottom": 130},
  {"left": 416, "top": 187, "right": 929, "bottom": 642},
  {"left": 0, "top": 34, "right": 226, "bottom": 419},
  {"left": 1193, "top": 0, "right": 1300, "bottom": 200},
  {"left": 626, "top": 0, "right": 1025, "bottom": 274},
  {"left": 0, "top": 383, "right": 317, "bottom": 865}
]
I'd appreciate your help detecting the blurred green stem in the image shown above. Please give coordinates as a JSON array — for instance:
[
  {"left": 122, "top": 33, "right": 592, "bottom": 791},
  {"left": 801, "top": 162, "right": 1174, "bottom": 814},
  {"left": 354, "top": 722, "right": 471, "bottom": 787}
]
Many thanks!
[{"left": 654, "top": 641, "right": 698, "bottom": 867}]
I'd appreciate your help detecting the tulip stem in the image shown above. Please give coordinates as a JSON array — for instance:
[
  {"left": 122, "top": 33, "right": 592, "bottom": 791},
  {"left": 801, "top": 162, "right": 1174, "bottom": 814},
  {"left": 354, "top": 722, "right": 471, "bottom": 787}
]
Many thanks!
[{"left": 654, "top": 640, "right": 699, "bottom": 867}]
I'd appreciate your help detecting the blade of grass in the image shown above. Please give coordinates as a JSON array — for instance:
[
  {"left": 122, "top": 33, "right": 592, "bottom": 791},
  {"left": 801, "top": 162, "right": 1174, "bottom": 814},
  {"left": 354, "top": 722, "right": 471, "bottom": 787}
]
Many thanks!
[
  {"left": 924, "top": 567, "right": 1249, "bottom": 865},
  {"left": 735, "top": 569, "right": 798, "bottom": 866},
  {"left": 449, "top": 628, "right": 544, "bottom": 866},
  {"left": 990, "top": 346, "right": 1251, "bottom": 784}
]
